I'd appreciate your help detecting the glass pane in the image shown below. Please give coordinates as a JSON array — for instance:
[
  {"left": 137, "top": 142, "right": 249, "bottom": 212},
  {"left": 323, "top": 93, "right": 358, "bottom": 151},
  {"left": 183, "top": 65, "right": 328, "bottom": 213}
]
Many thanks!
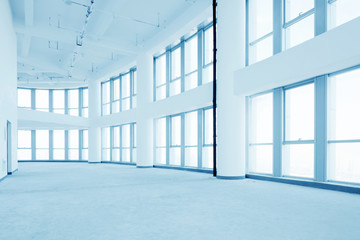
[
  {"left": 53, "top": 149, "right": 65, "bottom": 160},
  {"left": 102, "top": 127, "right": 110, "bottom": 148},
  {"left": 249, "top": 0, "right": 273, "bottom": 41},
  {"left": 36, "top": 130, "right": 49, "bottom": 148},
  {"left": 202, "top": 64, "right": 213, "bottom": 84},
  {"left": 122, "top": 73, "right": 130, "bottom": 98},
  {"left": 17, "top": 149, "right": 32, "bottom": 160},
  {"left": 204, "top": 108, "right": 213, "bottom": 145},
  {"left": 133, "top": 70, "right": 137, "bottom": 95},
  {"left": 170, "top": 79, "right": 181, "bottom": 96},
  {"left": 328, "top": 0, "right": 360, "bottom": 29},
  {"left": 102, "top": 149, "right": 110, "bottom": 161},
  {"left": 68, "top": 130, "right": 79, "bottom": 148},
  {"left": 285, "top": 83, "right": 314, "bottom": 141},
  {"left": 112, "top": 149, "right": 120, "bottom": 162},
  {"left": 122, "top": 98, "right": 130, "bottom": 111},
  {"left": 82, "top": 149, "right": 88, "bottom": 161},
  {"left": 171, "top": 47, "right": 181, "bottom": 80},
  {"left": 18, "top": 89, "right": 31, "bottom": 108},
  {"left": 249, "top": 35, "right": 273, "bottom": 65},
  {"left": 170, "top": 147, "right": 181, "bottom": 165},
  {"left": 185, "top": 72, "right": 198, "bottom": 91},
  {"left": 285, "top": 14, "right": 314, "bottom": 49},
  {"left": 69, "top": 109, "right": 79, "bottom": 116},
  {"left": 156, "top": 85, "right": 166, "bottom": 101},
  {"left": 68, "top": 89, "right": 79, "bottom": 109},
  {"left": 122, "top": 149, "right": 131, "bottom": 162},
  {"left": 103, "top": 103, "right": 110, "bottom": 116},
  {"left": 132, "top": 149, "right": 137, "bottom": 163},
  {"left": 249, "top": 145, "right": 273, "bottom": 174},
  {"left": 112, "top": 101, "right": 120, "bottom": 113},
  {"left": 82, "top": 108, "right": 88, "bottom": 118},
  {"left": 54, "top": 109, "right": 65, "bottom": 114},
  {"left": 113, "top": 79, "right": 120, "bottom": 100},
  {"left": 202, "top": 146, "right": 213, "bottom": 169},
  {"left": 328, "top": 69, "right": 360, "bottom": 140},
  {"left": 283, "top": 144, "right": 314, "bottom": 178},
  {"left": 82, "top": 88, "right": 88, "bottom": 107},
  {"left": 185, "top": 147, "right": 197, "bottom": 167},
  {"left": 155, "top": 54, "right": 166, "bottom": 86},
  {"left": 36, "top": 149, "right": 49, "bottom": 160},
  {"left": 250, "top": 92, "right": 273, "bottom": 143},
  {"left": 185, "top": 111, "right": 198, "bottom": 146},
  {"left": 36, "top": 90, "right": 49, "bottom": 111},
  {"left": 53, "top": 90, "right": 65, "bottom": 109},
  {"left": 68, "top": 149, "right": 79, "bottom": 160},
  {"left": 285, "top": 0, "right": 314, "bottom": 22},
  {"left": 102, "top": 82, "right": 110, "bottom": 104},
  {"left": 122, "top": 124, "right": 131, "bottom": 148},
  {"left": 204, "top": 26, "right": 213, "bottom": 65},
  {"left": 18, "top": 130, "right": 31, "bottom": 148},
  {"left": 156, "top": 118, "right": 166, "bottom": 147},
  {"left": 113, "top": 126, "right": 120, "bottom": 148},
  {"left": 83, "top": 130, "right": 88, "bottom": 148},
  {"left": 328, "top": 142, "right": 360, "bottom": 184},
  {"left": 156, "top": 148, "right": 166, "bottom": 164},
  {"left": 185, "top": 35, "right": 198, "bottom": 74},
  {"left": 133, "top": 124, "right": 137, "bottom": 147},
  {"left": 171, "top": 115, "right": 181, "bottom": 146},
  {"left": 53, "top": 130, "right": 65, "bottom": 148}
]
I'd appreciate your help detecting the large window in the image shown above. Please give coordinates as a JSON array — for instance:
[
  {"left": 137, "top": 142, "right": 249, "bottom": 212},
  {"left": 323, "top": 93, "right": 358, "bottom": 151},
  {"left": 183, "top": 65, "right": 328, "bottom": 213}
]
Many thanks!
[
  {"left": 248, "top": 92, "right": 273, "bottom": 174},
  {"left": 155, "top": 53, "right": 167, "bottom": 101},
  {"left": 82, "top": 88, "right": 88, "bottom": 117},
  {"left": 185, "top": 34, "right": 198, "bottom": 91},
  {"left": 101, "top": 68, "right": 137, "bottom": 115},
  {"left": 35, "top": 90, "right": 49, "bottom": 112},
  {"left": 18, "top": 89, "right": 32, "bottom": 109},
  {"left": 68, "top": 89, "right": 79, "bottom": 116},
  {"left": 248, "top": 0, "right": 273, "bottom": 64},
  {"left": 81, "top": 130, "right": 89, "bottom": 161},
  {"left": 36, "top": 130, "right": 49, "bottom": 160},
  {"left": 170, "top": 46, "right": 182, "bottom": 97},
  {"left": 53, "top": 130, "right": 65, "bottom": 160},
  {"left": 203, "top": 25, "right": 214, "bottom": 84},
  {"left": 17, "top": 130, "right": 32, "bottom": 160},
  {"left": 68, "top": 130, "right": 79, "bottom": 160},
  {"left": 154, "top": 107, "right": 214, "bottom": 169},
  {"left": 328, "top": 68, "right": 360, "bottom": 184},
  {"left": 283, "top": 83, "right": 315, "bottom": 178},
  {"left": 328, "top": 0, "right": 360, "bottom": 30},
  {"left": 284, "top": 0, "right": 315, "bottom": 49},
  {"left": 53, "top": 90, "right": 65, "bottom": 114}
]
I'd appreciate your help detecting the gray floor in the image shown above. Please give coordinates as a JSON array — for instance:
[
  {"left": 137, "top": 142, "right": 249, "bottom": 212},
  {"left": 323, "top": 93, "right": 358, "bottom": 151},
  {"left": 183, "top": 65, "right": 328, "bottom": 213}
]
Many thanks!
[{"left": 1, "top": 163, "right": 360, "bottom": 240}]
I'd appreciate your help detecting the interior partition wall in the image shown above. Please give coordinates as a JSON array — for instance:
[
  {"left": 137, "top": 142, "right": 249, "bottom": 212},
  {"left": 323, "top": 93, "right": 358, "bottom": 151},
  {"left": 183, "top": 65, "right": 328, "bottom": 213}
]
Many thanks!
[
  {"left": 154, "top": 107, "right": 215, "bottom": 170},
  {"left": 101, "top": 123, "right": 137, "bottom": 163},
  {"left": 247, "top": 65, "right": 360, "bottom": 186},
  {"left": 17, "top": 129, "right": 88, "bottom": 161}
]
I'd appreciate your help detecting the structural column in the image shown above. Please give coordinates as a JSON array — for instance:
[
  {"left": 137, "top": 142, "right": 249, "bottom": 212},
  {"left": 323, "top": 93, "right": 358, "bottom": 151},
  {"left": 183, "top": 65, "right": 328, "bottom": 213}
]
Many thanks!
[
  {"left": 136, "top": 53, "right": 154, "bottom": 167},
  {"left": 216, "top": 0, "right": 246, "bottom": 179},
  {"left": 88, "top": 79, "right": 101, "bottom": 163}
]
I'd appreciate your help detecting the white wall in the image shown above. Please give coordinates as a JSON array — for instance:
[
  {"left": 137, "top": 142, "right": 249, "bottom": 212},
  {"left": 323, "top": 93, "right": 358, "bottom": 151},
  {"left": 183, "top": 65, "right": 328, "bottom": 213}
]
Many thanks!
[{"left": 0, "top": 0, "right": 18, "bottom": 179}]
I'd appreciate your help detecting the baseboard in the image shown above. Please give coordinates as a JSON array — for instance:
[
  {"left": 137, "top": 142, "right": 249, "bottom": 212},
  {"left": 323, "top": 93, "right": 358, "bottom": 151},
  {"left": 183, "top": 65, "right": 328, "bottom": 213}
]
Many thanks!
[{"left": 153, "top": 165, "right": 213, "bottom": 174}]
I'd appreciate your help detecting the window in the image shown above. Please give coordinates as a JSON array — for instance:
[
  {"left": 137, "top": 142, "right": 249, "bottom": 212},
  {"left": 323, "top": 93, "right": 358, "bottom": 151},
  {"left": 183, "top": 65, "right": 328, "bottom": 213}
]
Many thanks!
[
  {"left": 122, "top": 124, "right": 131, "bottom": 162},
  {"left": 132, "top": 70, "right": 137, "bottom": 109},
  {"left": 170, "top": 46, "right": 182, "bottom": 96},
  {"left": 121, "top": 73, "right": 131, "bottom": 111},
  {"left": 112, "top": 126, "right": 120, "bottom": 162},
  {"left": 170, "top": 115, "right": 182, "bottom": 165},
  {"left": 283, "top": 83, "right": 314, "bottom": 178},
  {"left": 82, "top": 88, "right": 88, "bottom": 117},
  {"left": 53, "top": 130, "right": 65, "bottom": 160},
  {"left": 203, "top": 25, "right": 214, "bottom": 84},
  {"left": 68, "top": 130, "right": 79, "bottom": 160},
  {"left": 185, "top": 35, "right": 198, "bottom": 90},
  {"left": 155, "top": 118, "right": 167, "bottom": 164},
  {"left": 185, "top": 111, "right": 198, "bottom": 167},
  {"left": 81, "top": 130, "right": 88, "bottom": 161},
  {"left": 328, "top": 68, "right": 360, "bottom": 183},
  {"left": 248, "top": 92, "right": 274, "bottom": 174},
  {"left": 112, "top": 78, "right": 120, "bottom": 113},
  {"left": 284, "top": 0, "right": 315, "bottom": 49},
  {"left": 68, "top": 89, "right": 79, "bottom": 116},
  {"left": 17, "top": 130, "right": 32, "bottom": 160},
  {"left": 101, "top": 127, "right": 110, "bottom": 161},
  {"left": 36, "top": 130, "right": 49, "bottom": 160},
  {"left": 248, "top": 0, "right": 273, "bottom": 64},
  {"left": 132, "top": 123, "right": 137, "bottom": 163},
  {"left": 203, "top": 108, "right": 214, "bottom": 169},
  {"left": 18, "top": 89, "right": 31, "bottom": 109},
  {"left": 35, "top": 89, "right": 49, "bottom": 112},
  {"left": 53, "top": 90, "right": 65, "bottom": 114},
  {"left": 102, "top": 81, "right": 110, "bottom": 115},
  {"left": 328, "top": 0, "right": 360, "bottom": 29},
  {"left": 155, "top": 53, "right": 167, "bottom": 101}
]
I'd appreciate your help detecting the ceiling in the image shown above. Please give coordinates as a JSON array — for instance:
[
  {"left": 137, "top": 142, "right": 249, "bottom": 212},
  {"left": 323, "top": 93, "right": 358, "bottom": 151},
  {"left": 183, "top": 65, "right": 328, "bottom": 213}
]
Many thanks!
[{"left": 10, "top": 0, "right": 210, "bottom": 87}]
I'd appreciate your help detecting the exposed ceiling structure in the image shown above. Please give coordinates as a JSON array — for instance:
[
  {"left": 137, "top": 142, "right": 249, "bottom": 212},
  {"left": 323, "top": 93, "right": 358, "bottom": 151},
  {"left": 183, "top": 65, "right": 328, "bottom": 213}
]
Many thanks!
[{"left": 10, "top": 0, "right": 210, "bottom": 87}]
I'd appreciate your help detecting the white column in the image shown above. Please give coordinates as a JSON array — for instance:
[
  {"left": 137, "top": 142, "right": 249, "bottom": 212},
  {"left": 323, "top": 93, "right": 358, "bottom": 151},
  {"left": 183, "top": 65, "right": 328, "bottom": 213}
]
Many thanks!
[
  {"left": 88, "top": 79, "right": 101, "bottom": 163},
  {"left": 217, "top": 0, "right": 246, "bottom": 178},
  {"left": 136, "top": 53, "right": 154, "bottom": 167}
]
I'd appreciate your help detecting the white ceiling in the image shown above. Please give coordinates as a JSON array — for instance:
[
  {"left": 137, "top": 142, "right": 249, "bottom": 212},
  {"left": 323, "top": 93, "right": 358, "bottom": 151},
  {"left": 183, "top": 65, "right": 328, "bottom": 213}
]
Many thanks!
[{"left": 10, "top": 0, "right": 211, "bottom": 87}]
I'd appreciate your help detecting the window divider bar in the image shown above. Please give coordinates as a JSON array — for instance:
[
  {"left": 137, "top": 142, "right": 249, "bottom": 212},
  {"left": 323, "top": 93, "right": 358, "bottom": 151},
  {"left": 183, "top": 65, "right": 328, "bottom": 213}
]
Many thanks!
[
  {"left": 315, "top": 0, "right": 327, "bottom": 35},
  {"left": 273, "top": 0, "right": 283, "bottom": 54},
  {"left": 249, "top": 32, "right": 273, "bottom": 46}
]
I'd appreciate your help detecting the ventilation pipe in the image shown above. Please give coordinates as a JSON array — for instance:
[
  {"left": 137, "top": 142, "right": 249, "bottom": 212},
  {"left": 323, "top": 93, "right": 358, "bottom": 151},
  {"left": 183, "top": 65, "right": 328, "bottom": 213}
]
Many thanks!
[{"left": 212, "top": 0, "right": 217, "bottom": 177}]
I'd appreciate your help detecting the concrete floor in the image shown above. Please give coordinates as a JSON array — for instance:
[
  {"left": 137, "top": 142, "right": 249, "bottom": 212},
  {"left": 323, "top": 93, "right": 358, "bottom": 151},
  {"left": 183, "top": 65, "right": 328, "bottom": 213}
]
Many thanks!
[{"left": 1, "top": 163, "right": 360, "bottom": 240}]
